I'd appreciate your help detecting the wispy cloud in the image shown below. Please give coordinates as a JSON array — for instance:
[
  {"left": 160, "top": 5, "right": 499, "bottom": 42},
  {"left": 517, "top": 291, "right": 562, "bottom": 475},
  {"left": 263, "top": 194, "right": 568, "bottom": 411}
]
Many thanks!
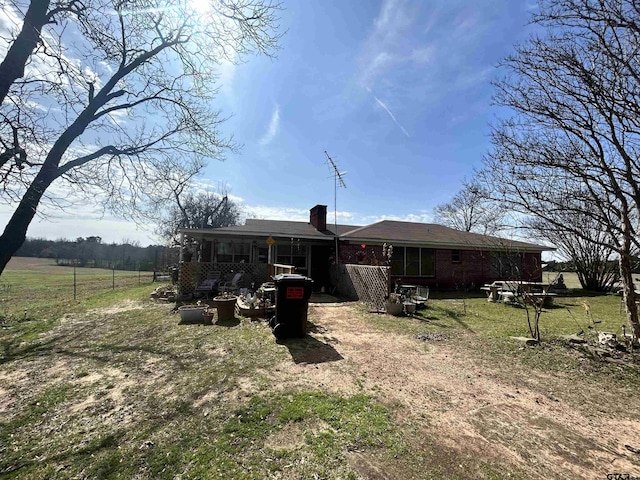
[
  {"left": 259, "top": 105, "right": 280, "bottom": 146},
  {"left": 240, "top": 204, "right": 357, "bottom": 225},
  {"left": 362, "top": 212, "right": 432, "bottom": 224},
  {"left": 358, "top": 0, "right": 416, "bottom": 89},
  {"left": 244, "top": 204, "right": 307, "bottom": 221},
  {"left": 371, "top": 94, "right": 410, "bottom": 137}
]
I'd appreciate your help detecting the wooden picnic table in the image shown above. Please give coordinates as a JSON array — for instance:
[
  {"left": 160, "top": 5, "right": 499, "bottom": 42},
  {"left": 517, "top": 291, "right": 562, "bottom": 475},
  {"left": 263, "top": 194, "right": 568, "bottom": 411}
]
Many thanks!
[{"left": 517, "top": 281, "right": 552, "bottom": 294}]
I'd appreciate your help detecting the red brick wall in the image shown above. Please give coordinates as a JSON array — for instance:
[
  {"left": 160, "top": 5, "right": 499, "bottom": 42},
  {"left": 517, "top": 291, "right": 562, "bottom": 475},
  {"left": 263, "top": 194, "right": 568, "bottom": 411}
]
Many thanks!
[
  {"left": 338, "top": 243, "right": 385, "bottom": 265},
  {"left": 523, "top": 252, "right": 542, "bottom": 281},
  {"left": 337, "top": 242, "right": 543, "bottom": 289}
]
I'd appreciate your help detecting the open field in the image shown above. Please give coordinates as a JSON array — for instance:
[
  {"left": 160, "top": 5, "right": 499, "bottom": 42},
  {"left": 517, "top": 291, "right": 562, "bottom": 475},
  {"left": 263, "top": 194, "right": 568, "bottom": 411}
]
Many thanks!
[
  {"left": 0, "top": 257, "right": 154, "bottom": 320},
  {"left": 1, "top": 261, "right": 639, "bottom": 479},
  {"left": 542, "top": 271, "right": 582, "bottom": 289}
]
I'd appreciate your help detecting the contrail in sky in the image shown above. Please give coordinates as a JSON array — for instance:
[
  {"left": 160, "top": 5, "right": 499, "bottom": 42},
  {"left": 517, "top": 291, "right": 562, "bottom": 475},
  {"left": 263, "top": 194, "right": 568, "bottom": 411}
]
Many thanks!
[{"left": 372, "top": 95, "right": 410, "bottom": 138}]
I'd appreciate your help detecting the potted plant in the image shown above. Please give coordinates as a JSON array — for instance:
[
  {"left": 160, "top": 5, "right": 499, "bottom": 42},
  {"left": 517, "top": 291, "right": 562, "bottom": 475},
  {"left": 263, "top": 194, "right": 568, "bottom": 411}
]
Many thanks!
[
  {"left": 385, "top": 293, "right": 404, "bottom": 316},
  {"left": 213, "top": 292, "right": 237, "bottom": 322}
]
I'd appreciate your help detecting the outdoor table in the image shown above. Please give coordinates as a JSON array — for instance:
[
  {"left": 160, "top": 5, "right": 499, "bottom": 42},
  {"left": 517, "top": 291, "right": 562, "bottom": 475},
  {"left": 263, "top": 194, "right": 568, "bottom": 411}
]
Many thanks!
[{"left": 518, "top": 281, "right": 552, "bottom": 294}]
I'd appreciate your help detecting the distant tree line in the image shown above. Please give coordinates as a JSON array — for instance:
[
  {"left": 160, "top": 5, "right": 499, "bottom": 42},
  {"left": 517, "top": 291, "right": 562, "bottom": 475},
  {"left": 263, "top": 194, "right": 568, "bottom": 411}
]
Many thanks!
[{"left": 15, "top": 237, "right": 178, "bottom": 271}]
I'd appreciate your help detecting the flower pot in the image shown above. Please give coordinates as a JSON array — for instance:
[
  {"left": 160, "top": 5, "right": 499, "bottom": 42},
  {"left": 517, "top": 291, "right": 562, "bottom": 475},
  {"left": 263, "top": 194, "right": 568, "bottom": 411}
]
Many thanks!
[
  {"left": 203, "top": 310, "right": 215, "bottom": 325},
  {"left": 385, "top": 302, "right": 403, "bottom": 316},
  {"left": 213, "top": 296, "right": 237, "bottom": 322},
  {"left": 403, "top": 302, "right": 416, "bottom": 315}
]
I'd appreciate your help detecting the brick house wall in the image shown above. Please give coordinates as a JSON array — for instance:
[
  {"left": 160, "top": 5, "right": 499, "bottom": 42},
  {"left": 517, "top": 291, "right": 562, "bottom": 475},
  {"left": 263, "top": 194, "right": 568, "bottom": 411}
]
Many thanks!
[
  {"left": 338, "top": 243, "right": 385, "bottom": 265},
  {"left": 338, "top": 241, "right": 542, "bottom": 289}
]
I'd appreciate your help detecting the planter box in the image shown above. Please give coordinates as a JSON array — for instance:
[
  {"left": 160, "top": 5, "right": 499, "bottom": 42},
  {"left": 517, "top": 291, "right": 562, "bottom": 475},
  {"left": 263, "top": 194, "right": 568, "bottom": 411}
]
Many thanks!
[
  {"left": 385, "top": 302, "right": 403, "bottom": 316},
  {"left": 403, "top": 302, "right": 416, "bottom": 314},
  {"left": 178, "top": 305, "right": 206, "bottom": 323},
  {"left": 235, "top": 300, "right": 265, "bottom": 319}
]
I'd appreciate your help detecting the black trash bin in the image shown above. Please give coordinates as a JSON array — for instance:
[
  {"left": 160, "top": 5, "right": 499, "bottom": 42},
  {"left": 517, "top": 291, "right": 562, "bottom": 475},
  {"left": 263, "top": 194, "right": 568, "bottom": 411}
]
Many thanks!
[{"left": 270, "top": 274, "right": 314, "bottom": 339}]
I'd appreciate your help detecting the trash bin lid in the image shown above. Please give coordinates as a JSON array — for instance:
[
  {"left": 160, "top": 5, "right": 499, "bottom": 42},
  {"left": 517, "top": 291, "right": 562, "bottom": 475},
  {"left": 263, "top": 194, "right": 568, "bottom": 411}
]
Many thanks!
[{"left": 273, "top": 273, "right": 312, "bottom": 282}]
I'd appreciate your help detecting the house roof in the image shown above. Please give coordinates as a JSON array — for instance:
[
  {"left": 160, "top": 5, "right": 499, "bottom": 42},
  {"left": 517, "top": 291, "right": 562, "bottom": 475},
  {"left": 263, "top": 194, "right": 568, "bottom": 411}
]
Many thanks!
[
  {"left": 180, "top": 218, "right": 552, "bottom": 251},
  {"left": 341, "top": 220, "right": 552, "bottom": 251},
  {"left": 179, "top": 219, "right": 360, "bottom": 240}
]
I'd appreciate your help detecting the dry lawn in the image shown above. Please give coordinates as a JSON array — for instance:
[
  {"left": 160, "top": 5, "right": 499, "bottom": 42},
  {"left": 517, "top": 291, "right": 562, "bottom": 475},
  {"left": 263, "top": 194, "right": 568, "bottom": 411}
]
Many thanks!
[{"left": 1, "top": 285, "right": 639, "bottom": 479}]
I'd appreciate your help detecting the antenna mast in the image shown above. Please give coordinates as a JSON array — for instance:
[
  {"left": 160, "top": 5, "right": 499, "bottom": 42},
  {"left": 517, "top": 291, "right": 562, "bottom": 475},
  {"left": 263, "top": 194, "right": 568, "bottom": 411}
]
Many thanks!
[{"left": 324, "top": 150, "right": 347, "bottom": 235}]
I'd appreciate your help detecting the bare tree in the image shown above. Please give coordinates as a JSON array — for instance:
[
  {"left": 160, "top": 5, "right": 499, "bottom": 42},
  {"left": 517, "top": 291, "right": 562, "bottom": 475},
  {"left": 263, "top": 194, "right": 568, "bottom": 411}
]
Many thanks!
[
  {"left": 0, "top": 0, "right": 282, "bottom": 274},
  {"left": 0, "top": 0, "right": 85, "bottom": 170},
  {"left": 157, "top": 189, "right": 241, "bottom": 243},
  {"left": 434, "top": 180, "right": 504, "bottom": 235},
  {"left": 527, "top": 209, "right": 619, "bottom": 292},
  {"left": 480, "top": 0, "right": 640, "bottom": 337}
]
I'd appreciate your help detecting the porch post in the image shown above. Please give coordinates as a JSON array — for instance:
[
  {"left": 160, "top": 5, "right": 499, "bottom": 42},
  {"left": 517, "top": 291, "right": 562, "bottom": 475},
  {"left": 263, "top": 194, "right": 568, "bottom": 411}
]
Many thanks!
[{"left": 179, "top": 232, "right": 185, "bottom": 262}]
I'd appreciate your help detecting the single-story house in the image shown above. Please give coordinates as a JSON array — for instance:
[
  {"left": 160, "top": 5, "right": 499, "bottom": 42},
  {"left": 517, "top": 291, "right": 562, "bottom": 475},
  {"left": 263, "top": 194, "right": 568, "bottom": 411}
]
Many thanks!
[{"left": 178, "top": 204, "right": 553, "bottom": 291}]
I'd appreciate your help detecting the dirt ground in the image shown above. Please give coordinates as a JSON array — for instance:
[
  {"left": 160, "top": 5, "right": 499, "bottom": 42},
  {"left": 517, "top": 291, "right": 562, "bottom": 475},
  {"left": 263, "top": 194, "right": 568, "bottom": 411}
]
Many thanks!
[{"left": 273, "top": 302, "right": 640, "bottom": 479}]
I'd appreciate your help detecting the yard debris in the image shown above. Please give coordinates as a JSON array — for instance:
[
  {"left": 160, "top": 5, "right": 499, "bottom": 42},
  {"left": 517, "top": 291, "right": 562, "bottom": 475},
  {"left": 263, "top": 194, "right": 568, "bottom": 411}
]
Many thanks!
[
  {"left": 598, "top": 332, "right": 623, "bottom": 350},
  {"left": 150, "top": 285, "right": 176, "bottom": 301},
  {"left": 560, "top": 334, "right": 587, "bottom": 344},
  {"left": 415, "top": 332, "right": 448, "bottom": 342},
  {"left": 625, "top": 444, "right": 640, "bottom": 455},
  {"left": 139, "top": 440, "right": 154, "bottom": 450},
  {"left": 509, "top": 336, "right": 539, "bottom": 346}
]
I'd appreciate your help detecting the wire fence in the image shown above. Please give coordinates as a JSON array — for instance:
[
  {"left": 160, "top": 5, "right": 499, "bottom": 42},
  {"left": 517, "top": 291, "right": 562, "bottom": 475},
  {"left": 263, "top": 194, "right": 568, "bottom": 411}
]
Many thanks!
[{"left": 0, "top": 263, "right": 158, "bottom": 306}]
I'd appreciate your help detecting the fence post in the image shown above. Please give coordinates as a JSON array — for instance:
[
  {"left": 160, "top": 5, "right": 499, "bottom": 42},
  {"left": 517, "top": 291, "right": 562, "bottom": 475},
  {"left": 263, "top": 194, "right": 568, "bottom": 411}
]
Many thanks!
[
  {"left": 139, "top": 268, "right": 141, "bottom": 285},
  {"left": 112, "top": 265, "right": 115, "bottom": 290},
  {"left": 73, "top": 265, "right": 77, "bottom": 301}
]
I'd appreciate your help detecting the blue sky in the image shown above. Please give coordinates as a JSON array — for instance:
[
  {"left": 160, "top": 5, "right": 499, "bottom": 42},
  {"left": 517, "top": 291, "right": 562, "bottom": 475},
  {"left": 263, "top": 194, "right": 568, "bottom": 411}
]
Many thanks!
[{"left": 0, "top": 0, "right": 538, "bottom": 245}]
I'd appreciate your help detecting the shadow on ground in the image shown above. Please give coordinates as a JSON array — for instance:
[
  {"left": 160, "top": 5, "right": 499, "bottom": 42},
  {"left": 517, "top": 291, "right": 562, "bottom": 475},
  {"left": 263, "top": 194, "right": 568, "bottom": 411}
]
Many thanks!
[{"left": 277, "top": 334, "right": 344, "bottom": 365}]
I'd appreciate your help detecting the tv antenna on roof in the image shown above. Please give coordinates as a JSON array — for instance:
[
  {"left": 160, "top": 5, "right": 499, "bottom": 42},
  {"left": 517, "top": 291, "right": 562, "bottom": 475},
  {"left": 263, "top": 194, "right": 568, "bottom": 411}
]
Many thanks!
[{"left": 324, "top": 151, "right": 347, "bottom": 235}]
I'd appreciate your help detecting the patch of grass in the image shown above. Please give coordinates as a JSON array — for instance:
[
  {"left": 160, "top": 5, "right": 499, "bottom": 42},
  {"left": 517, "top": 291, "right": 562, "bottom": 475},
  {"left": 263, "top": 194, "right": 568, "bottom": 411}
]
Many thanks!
[
  {"left": 363, "top": 293, "right": 640, "bottom": 394},
  {"left": 183, "top": 391, "right": 403, "bottom": 479}
]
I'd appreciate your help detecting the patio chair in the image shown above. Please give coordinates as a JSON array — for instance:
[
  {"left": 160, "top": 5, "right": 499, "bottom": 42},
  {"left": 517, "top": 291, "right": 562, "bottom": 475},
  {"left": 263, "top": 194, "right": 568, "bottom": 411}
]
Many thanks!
[
  {"left": 219, "top": 272, "right": 244, "bottom": 294},
  {"left": 195, "top": 272, "right": 221, "bottom": 298},
  {"left": 413, "top": 286, "right": 429, "bottom": 309}
]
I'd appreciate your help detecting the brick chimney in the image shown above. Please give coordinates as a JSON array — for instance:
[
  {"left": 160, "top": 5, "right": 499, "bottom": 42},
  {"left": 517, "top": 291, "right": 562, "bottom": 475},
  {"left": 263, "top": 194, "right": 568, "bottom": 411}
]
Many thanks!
[{"left": 310, "top": 205, "right": 327, "bottom": 231}]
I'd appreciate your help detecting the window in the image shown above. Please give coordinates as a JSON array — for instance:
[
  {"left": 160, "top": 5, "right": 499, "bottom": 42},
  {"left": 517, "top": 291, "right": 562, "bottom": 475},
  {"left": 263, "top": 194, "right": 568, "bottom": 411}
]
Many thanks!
[
  {"left": 255, "top": 246, "right": 268, "bottom": 263},
  {"left": 406, "top": 247, "right": 420, "bottom": 275},
  {"left": 216, "top": 242, "right": 232, "bottom": 263},
  {"left": 451, "top": 249, "right": 461, "bottom": 263},
  {"left": 234, "top": 243, "right": 250, "bottom": 263},
  {"left": 390, "top": 246, "right": 405, "bottom": 275},
  {"left": 390, "top": 246, "right": 435, "bottom": 276},
  {"left": 421, "top": 249, "right": 435, "bottom": 276},
  {"left": 276, "top": 243, "right": 307, "bottom": 269},
  {"left": 216, "top": 242, "right": 251, "bottom": 263}
]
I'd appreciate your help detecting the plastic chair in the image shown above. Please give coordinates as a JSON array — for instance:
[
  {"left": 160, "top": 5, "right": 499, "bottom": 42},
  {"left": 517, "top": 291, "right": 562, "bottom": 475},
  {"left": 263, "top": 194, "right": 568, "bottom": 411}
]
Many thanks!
[{"left": 219, "top": 272, "right": 243, "bottom": 294}]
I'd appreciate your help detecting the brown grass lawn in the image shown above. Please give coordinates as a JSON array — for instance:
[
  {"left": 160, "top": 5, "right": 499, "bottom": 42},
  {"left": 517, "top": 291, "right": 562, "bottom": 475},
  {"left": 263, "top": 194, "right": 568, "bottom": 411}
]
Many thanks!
[{"left": 1, "top": 260, "right": 639, "bottom": 479}]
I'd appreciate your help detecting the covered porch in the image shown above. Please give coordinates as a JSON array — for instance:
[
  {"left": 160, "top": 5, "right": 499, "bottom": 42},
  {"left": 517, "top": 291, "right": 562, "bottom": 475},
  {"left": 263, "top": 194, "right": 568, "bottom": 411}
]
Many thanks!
[{"left": 177, "top": 230, "right": 334, "bottom": 294}]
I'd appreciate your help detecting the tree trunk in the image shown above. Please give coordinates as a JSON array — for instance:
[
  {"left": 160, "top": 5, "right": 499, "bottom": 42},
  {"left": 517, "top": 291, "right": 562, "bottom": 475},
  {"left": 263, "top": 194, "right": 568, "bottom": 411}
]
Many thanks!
[
  {"left": 0, "top": 168, "right": 56, "bottom": 275},
  {"left": 619, "top": 246, "right": 640, "bottom": 340},
  {"left": 0, "top": 0, "right": 51, "bottom": 105}
]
